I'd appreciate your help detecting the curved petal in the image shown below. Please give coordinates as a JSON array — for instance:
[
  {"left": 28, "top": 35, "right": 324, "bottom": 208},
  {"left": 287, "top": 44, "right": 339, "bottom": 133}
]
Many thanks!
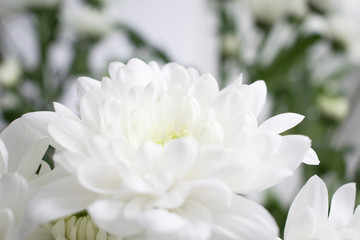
[
  {"left": 0, "top": 173, "right": 29, "bottom": 220},
  {"left": 173, "top": 200, "right": 212, "bottom": 240},
  {"left": 226, "top": 135, "right": 311, "bottom": 193},
  {"left": 213, "top": 194, "right": 278, "bottom": 240},
  {"left": 53, "top": 102, "right": 80, "bottom": 122},
  {"left": 53, "top": 151, "right": 91, "bottom": 175},
  {"left": 48, "top": 118, "right": 93, "bottom": 154},
  {"left": 0, "top": 139, "right": 8, "bottom": 174},
  {"left": 347, "top": 207, "right": 360, "bottom": 235},
  {"left": 188, "top": 180, "right": 233, "bottom": 209},
  {"left": 108, "top": 61, "right": 124, "bottom": 80},
  {"left": 0, "top": 208, "right": 14, "bottom": 240},
  {"left": 0, "top": 113, "right": 53, "bottom": 178},
  {"left": 283, "top": 207, "right": 316, "bottom": 240},
  {"left": 329, "top": 183, "right": 356, "bottom": 229},
  {"left": 88, "top": 199, "right": 143, "bottom": 236},
  {"left": 144, "top": 208, "right": 186, "bottom": 234},
  {"left": 259, "top": 113, "right": 304, "bottom": 134},
  {"left": 190, "top": 73, "right": 219, "bottom": 108},
  {"left": 21, "top": 111, "right": 57, "bottom": 137},
  {"left": 77, "top": 162, "right": 122, "bottom": 195},
  {"left": 284, "top": 175, "right": 329, "bottom": 239},
  {"left": 77, "top": 77, "right": 101, "bottom": 100},
  {"left": 15, "top": 176, "right": 97, "bottom": 239},
  {"left": 162, "top": 137, "right": 199, "bottom": 184},
  {"left": 249, "top": 80, "right": 267, "bottom": 117},
  {"left": 80, "top": 91, "right": 106, "bottom": 131},
  {"left": 302, "top": 148, "right": 320, "bottom": 165}
]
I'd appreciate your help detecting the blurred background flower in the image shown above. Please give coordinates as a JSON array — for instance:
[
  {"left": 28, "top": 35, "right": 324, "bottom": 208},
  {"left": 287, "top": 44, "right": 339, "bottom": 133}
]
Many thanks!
[{"left": 0, "top": 0, "right": 359, "bottom": 238}]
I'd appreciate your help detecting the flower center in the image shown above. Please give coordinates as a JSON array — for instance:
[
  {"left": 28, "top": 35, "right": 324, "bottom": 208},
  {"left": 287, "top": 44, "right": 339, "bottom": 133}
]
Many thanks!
[
  {"left": 151, "top": 120, "right": 192, "bottom": 145},
  {"left": 46, "top": 212, "right": 113, "bottom": 240}
]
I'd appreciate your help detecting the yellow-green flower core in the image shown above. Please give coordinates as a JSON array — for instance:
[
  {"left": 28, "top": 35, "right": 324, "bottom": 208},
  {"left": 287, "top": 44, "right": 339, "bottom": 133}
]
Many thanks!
[{"left": 151, "top": 120, "right": 192, "bottom": 145}]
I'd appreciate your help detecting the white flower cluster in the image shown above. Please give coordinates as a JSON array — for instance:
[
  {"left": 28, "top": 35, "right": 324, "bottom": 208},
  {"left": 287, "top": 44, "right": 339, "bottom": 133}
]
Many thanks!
[
  {"left": 244, "top": 0, "right": 360, "bottom": 62},
  {"left": 0, "top": 59, "right": 358, "bottom": 239},
  {"left": 0, "top": 0, "right": 59, "bottom": 17},
  {"left": 61, "top": 0, "right": 115, "bottom": 37},
  {"left": 0, "top": 0, "right": 115, "bottom": 38}
]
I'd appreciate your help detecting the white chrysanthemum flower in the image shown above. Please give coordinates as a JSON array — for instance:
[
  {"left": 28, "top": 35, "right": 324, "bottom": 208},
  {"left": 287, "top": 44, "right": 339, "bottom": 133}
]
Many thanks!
[
  {"left": 20, "top": 59, "right": 317, "bottom": 239},
  {"left": 283, "top": 175, "right": 360, "bottom": 240},
  {"left": 52, "top": 58, "right": 317, "bottom": 192}
]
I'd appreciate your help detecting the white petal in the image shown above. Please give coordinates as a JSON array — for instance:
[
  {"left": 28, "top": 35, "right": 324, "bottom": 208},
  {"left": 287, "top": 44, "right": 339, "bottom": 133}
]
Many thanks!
[
  {"left": 223, "top": 75, "right": 243, "bottom": 90},
  {"left": 132, "top": 141, "right": 162, "bottom": 175},
  {"left": 77, "top": 77, "right": 101, "bottom": 100},
  {"left": 21, "top": 111, "right": 57, "bottom": 137},
  {"left": 0, "top": 116, "right": 50, "bottom": 178},
  {"left": 259, "top": 113, "right": 304, "bottom": 134},
  {"left": 88, "top": 199, "right": 143, "bottom": 236},
  {"left": 226, "top": 135, "right": 310, "bottom": 193},
  {"left": 80, "top": 91, "right": 107, "bottom": 131},
  {"left": 162, "top": 137, "right": 199, "bottom": 184},
  {"left": 127, "top": 58, "right": 156, "bottom": 85},
  {"left": 49, "top": 118, "right": 93, "bottom": 154},
  {"left": 329, "top": 182, "right": 356, "bottom": 229},
  {"left": 189, "top": 180, "right": 233, "bottom": 208},
  {"left": 26, "top": 225, "right": 54, "bottom": 240},
  {"left": 283, "top": 207, "right": 316, "bottom": 240},
  {"left": 175, "top": 200, "right": 212, "bottom": 240},
  {"left": 190, "top": 145, "right": 229, "bottom": 179},
  {"left": 0, "top": 208, "right": 14, "bottom": 240},
  {"left": 143, "top": 172, "right": 174, "bottom": 195},
  {"left": 337, "top": 229, "right": 360, "bottom": 240},
  {"left": 190, "top": 73, "right": 219, "bottom": 107},
  {"left": 29, "top": 165, "right": 69, "bottom": 191},
  {"left": 150, "top": 183, "right": 191, "bottom": 209},
  {"left": 173, "top": 96, "right": 201, "bottom": 131},
  {"left": 38, "top": 160, "right": 52, "bottom": 176},
  {"left": 77, "top": 162, "right": 122, "bottom": 195},
  {"left": 347, "top": 207, "right": 360, "bottom": 234},
  {"left": 108, "top": 61, "right": 124, "bottom": 80},
  {"left": 0, "top": 139, "right": 8, "bottom": 174},
  {"left": 127, "top": 109, "right": 151, "bottom": 146},
  {"left": 284, "top": 175, "right": 329, "bottom": 239},
  {"left": 144, "top": 208, "right": 185, "bottom": 234},
  {"left": 302, "top": 148, "right": 320, "bottom": 165},
  {"left": 270, "top": 135, "right": 311, "bottom": 170},
  {"left": 213, "top": 194, "right": 278, "bottom": 240},
  {"left": 53, "top": 102, "right": 80, "bottom": 122},
  {"left": 53, "top": 151, "right": 91, "bottom": 174},
  {"left": 167, "top": 65, "right": 191, "bottom": 90},
  {"left": 0, "top": 173, "right": 29, "bottom": 219},
  {"left": 249, "top": 80, "right": 267, "bottom": 117},
  {"left": 16, "top": 176, "right": 97, "bottom": 239}
]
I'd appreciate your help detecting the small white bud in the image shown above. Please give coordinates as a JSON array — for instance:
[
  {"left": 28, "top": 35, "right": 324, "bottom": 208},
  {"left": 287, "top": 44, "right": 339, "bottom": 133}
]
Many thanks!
[
  {"left": 317, "top": 95, "right": 349, "bottom": 121},
  {"left": 0, "top": 58, "right": 22, "bottom": 88}
]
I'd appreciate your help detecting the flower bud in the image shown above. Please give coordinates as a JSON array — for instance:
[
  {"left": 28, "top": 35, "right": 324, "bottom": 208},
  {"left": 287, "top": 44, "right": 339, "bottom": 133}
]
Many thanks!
[
  {"left": 317, "top": 95, "right": 349, "bottom": 121},
  {"left": 0, "top": 58, "right": 22, "bottom": 88}
]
